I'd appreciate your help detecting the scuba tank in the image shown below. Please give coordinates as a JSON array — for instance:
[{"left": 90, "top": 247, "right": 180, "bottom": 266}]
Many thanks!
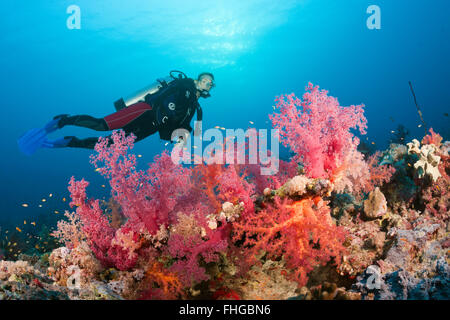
[{"left": 113, "top": 70, "right": 187, "bottom": 111}]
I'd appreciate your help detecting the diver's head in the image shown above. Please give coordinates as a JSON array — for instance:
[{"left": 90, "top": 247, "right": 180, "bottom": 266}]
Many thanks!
[{"left": 195, "top": 72, "right": 215, "bottom": 98}]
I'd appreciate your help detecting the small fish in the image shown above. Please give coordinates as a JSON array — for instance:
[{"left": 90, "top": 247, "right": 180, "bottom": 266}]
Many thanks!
[
  {"left": 49, "top": 193, "right": 53, "bottom": 197},
  {"left": 23, "top": 220, "right": 26, "bottom": 225},
  {"left": 41, "top": 198, "right": 46, "bottom": 202},
  {"left": 16, "top": 227, "right": 22, "bottom": 233},
  {"left": 193, "top": 145, "right": 197, "bottom": 149},
  {"left": 95, "top": 168, "right": 101, "bottom": 172},
  {"left": 165, "top": 142, "right": 169, "bottom": 146},
  {"left": 214, "top": 126, "right": 220, "bottom": 129},
  {"left": 418, "top": 124, "right": 422, "bottom": 128},
  {"left": 371, "top": 142, "right": 375, "bottom": 145},
  {"left": 22, "top": 203, "right": 28, "bottom": 207},
  {"left": 38, "top": 204, "right": 42, "bottom": 208},
  {"left": 30, "top": 222, "right": 36, "bottom": 226},
  {"left": 138, "top": 154, "right": 142, "bottom": 158},
  {"left": 391, "top": 130, "right": 395, "bottom": 134},
  {"left": 220, "top": 127, "right": 226, "bottom": 130},
  {"left": 101, "top": 185, "right": 106, "bottom": 188},
  {"left": 62, "top": 197, "right": 66, "bottom": 202},
  {"left": 54, "top": 210, "right": 59, "bottom": 214},
  {"left": 249, "top": 121, "right": 254, "bottom": 124}
]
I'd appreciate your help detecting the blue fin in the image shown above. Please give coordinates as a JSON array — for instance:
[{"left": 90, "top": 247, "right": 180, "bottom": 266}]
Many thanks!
[
  {"left": 17, "top": 128, "right": 48, "bottom": 156},
  {"left": 44, "top": 117, "right": 63, "bottom": 134},
  {"left": 17, "top": 118, "right": 65, "bottom": 156}
]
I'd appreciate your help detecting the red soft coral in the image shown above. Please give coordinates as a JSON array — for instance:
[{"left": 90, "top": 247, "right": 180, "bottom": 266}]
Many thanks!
[
  {"left": 269, "top": 83, "right": 367, "bottom": 179},
  {"left": 232, "top": 196, "right": 346, "bottom": 287},
  {"left": 421, "top": 128, "right": 443, "bottom": 147}
]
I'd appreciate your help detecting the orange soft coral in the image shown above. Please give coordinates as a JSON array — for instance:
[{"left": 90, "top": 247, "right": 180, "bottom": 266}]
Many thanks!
[
  {"left": 141, "top": 262, "right": 184, "bottom": 300},
  {"left": 232, "top": 196, "right": 346, "bottom": 287},
  {"left": 422, "top": 128, "right": 443, "bottom": 147}
]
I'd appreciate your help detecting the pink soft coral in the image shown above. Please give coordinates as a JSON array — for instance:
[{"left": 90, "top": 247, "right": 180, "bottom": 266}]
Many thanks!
[
  {"left": 67, "top": 130, "right": 254, "bottom": 288},
  {"left": 90, "top": 131, "right": 192, "bottom": 234},
  {"left": 67, "top": 131, "right": 194, "bottom": 271},
  {"left": 269, "top": 83, "right": 367, "bottom": 179},
  {"left": 67, "top": 177, "right": 116, "bottom": 266},
  {"left": 167, "top": 214, "right": 229, "bottom": 286},
  {"left": 333, "top": 151, "right": 395, "bottom": 195}
]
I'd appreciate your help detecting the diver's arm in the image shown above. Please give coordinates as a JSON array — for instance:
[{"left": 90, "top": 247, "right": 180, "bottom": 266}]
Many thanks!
[
  {"left": 194, "top": 105, "right": 202, "bottom": 136},
  {"left": 196, "top": 105, "right": 203, "bottom": 122}
]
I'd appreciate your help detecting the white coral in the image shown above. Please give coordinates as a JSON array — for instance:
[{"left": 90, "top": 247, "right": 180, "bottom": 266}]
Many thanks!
[{"left": 407, "top": 139, "right": 441, "bottom": 182}]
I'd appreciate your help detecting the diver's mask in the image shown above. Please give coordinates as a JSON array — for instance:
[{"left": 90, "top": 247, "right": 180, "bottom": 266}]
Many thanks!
[{"left": 197, "top": 78, "right": 215, "bottom": 99}]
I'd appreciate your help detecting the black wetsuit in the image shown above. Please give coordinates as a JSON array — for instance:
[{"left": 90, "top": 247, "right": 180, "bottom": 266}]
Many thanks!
[{"left": 59, "top": 78, "right": 202, "bottom": 149}]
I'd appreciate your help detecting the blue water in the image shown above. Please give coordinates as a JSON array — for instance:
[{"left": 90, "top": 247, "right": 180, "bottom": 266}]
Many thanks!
[{"left": 0, "top": 0, "right": 449, "bottom": 224}]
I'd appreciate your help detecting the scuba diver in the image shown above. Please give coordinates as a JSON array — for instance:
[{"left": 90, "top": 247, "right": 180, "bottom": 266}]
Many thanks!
[{"left": 18, "top": 71, "right": 215, "bottom": 155}]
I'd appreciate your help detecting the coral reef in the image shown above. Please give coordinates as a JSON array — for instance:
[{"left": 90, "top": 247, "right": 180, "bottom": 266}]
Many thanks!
[{"left": 1, "top": 84, "right": 448, "bottom": 300}]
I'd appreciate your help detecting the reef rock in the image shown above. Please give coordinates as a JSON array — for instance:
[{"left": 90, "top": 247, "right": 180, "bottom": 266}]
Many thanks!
[
  {"left": 353, "top": 258, "right": 449, "bottom": 300},
  {"left": 380, "top": 143, "right": 408, "bottom": 165},
  {"left": 363, "top": 187, "right": 387, "bottom": 219}
]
